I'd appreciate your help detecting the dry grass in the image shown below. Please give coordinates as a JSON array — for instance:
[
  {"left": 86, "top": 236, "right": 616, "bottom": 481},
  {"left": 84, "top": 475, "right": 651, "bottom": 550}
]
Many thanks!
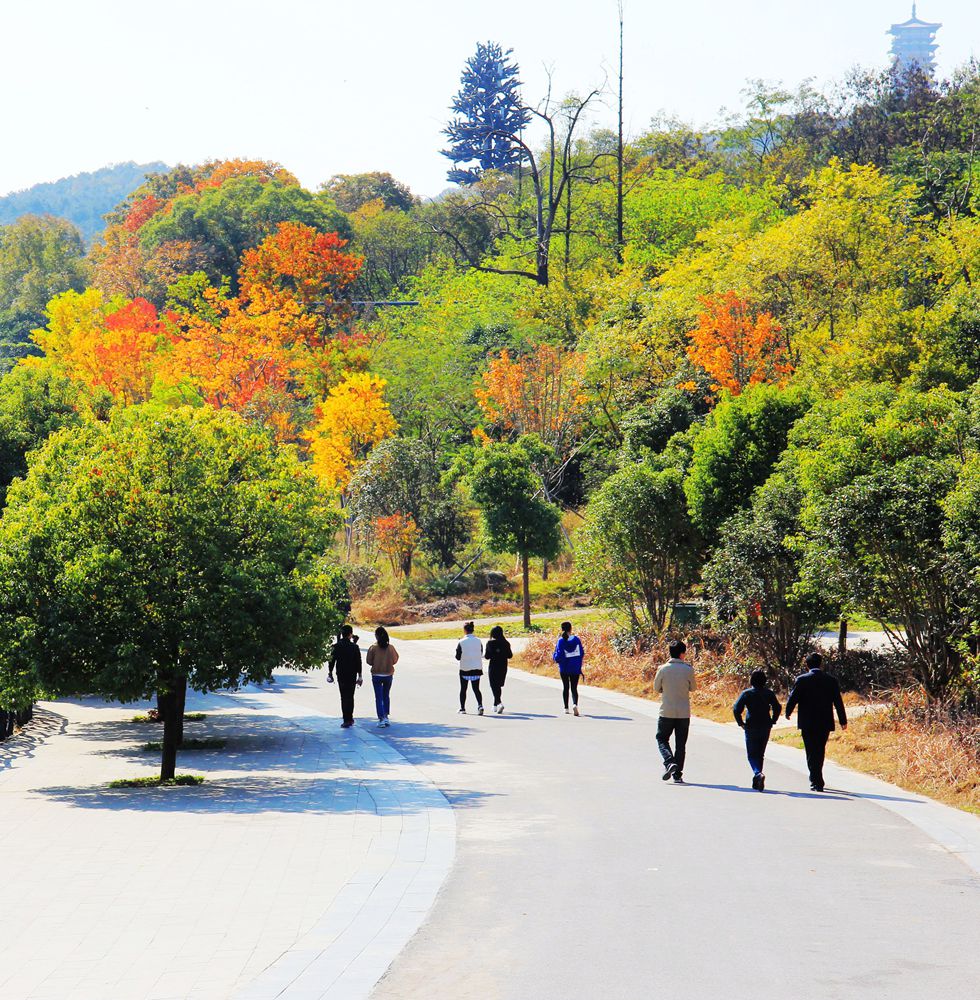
[
  {"left": 520, "top": 630, "right": 980, "bottom": 814},
  {"left": 352, "top": 592, "right": 420, "bottom": 627}
]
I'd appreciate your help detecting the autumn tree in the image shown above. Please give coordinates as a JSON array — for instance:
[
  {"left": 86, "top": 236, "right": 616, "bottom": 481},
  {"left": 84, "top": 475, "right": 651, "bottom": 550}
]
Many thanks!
[
  {"left": 374, "top": 512, "right": 422, "bottom": 578},
  {"left": 686, "top": 292, "right": 790, "bottom": 396}
]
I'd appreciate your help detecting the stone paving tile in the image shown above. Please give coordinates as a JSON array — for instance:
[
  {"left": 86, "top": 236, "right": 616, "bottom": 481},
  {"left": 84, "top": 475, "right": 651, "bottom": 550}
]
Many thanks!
[{"left": 0, "top": 688, "right": 454, "bottom": 1000}]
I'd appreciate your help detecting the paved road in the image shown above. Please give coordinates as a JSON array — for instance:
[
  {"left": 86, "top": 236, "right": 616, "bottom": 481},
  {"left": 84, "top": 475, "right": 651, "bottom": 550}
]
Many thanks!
[
  {"left": 388, "top": 606, "right": 601, "bottom": 634},
  {"left": 275, "top": 640, "right": 980, "bottom": 1000}
]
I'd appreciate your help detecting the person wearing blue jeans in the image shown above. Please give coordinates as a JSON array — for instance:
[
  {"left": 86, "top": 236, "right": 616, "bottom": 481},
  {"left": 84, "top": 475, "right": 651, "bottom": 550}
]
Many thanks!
[
  {"left": 366, "top": 627, "right": 399, "bottom": 728},
  {"left": 732, "top": 669, "right": 782, "bottom": 791}
]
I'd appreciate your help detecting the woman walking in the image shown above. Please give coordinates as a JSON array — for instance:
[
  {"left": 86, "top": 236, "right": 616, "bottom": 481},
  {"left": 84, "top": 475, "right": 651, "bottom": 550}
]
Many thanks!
[
  {"left": 484, "top": 625, "right": 513, "bottom": 714},
  {"left": 455, "top": 621, "right": 484, "bottom": 715},
  {"left": 553, "top": 621, "right": 584, "bottom": 716},
  {"left": 366, "top": 626, "right": 399, "bottom": 727}
]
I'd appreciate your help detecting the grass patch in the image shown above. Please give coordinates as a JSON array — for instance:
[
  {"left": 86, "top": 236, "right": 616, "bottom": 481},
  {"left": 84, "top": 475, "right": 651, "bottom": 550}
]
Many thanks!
[
  {"left": 390, "top": 610, "right": 614, "bottom": 641},
  {"left": 130, "top": 711, "right": 208, "bottom": 724},
  {"left": 182, "top": 712, "right": 207, "bottom": 721},
  {"left": 141, "top": 738, "right": 226, "bottom": 751},
  {"left": 109, "top": 774, "right": 205, "bottom": 788}
]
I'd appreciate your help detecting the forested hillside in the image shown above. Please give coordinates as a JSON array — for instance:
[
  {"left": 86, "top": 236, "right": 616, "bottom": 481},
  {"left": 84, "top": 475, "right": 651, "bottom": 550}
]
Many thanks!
[
  {"left": 0, "top": 48, "right": 979, "bottom": 801},
  {"left": 0, "top": 162, "right": 168, "bottom": 242}
]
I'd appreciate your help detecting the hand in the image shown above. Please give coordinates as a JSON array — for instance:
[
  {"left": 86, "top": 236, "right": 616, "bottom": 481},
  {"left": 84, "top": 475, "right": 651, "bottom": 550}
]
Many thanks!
[
  {"left": 841, "top": 722, "right": 847, "bottom": 730},
  {"left": 327, "top": 673, "right": 334, "bottom": 684},
  {"left": 356, "top": 677, "right": 363, "bottom": 687}
]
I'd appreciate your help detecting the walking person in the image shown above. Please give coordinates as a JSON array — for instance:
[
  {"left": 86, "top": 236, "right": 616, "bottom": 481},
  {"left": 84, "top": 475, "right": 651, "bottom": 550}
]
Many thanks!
[
  {"left": 553, "top": 622, "right": 584, "bottom": 716},
  {"left": 327, "top": 624, "right": 363, "bottom": 728},
  {"left": 485, "top": 625, "right": 513, "bottom": 714},
  {"left": 733, "top": 669, "right": 782, "bottom": 791},
  {"left": 366, "top": 626, "right": 398, "bottom": 727},
  {"left": 654, "top": 639, "right": 696, "bottom": 782},
  {"left": 456, "top": 621, "right": 484, "bottom": 715},
  {"left": 785, "top": 651, "right": 847, "bottom": 792}
]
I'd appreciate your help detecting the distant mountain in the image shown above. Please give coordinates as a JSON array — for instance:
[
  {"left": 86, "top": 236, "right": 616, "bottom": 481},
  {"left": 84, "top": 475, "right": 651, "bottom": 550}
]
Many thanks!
[{"left": 0, "top": 161, "right": 169, "bottom": 243}]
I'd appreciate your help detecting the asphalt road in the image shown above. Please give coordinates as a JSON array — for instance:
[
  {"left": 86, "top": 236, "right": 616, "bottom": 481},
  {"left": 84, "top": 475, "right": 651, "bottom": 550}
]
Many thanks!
[{"left": 275, "top": 639, "right": 980, "bottom": 1000}]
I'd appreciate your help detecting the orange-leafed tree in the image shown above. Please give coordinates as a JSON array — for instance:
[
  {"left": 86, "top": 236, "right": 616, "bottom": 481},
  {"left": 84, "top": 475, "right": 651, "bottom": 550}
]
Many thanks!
[
  {"left": 33, "top": 289, "right": 172, "bottom": 405},
  {"left": 686, "top": 292, "right": 791, "bottom": 396},
  {"left": 375, "top": 512, "right": 422, "bottom": 578},
  {"left": 475, "top": 343, "right": 588, "bottom": 491}
]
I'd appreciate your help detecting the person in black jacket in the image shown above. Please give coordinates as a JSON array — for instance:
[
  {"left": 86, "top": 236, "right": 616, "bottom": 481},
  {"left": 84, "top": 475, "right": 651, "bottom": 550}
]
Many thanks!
[
  {"left": 327, "top": 624, "right": 363, "bottom": 728},
  {"left": 484, "top": 625, "right": 513, "bottom": 714},
  {"left": 785, "top": 651, "right": 847, "bottom": 791},
  {"left": 732, "top": 670, "right": 782, "bottom": 791}
]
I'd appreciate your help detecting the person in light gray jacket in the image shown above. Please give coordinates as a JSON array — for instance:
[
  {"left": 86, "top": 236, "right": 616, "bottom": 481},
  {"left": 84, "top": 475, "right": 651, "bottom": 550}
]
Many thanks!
[
  {"left": 653, "top": 639, "right": 697, "bottom": 783},
  {"left": 455, "top": 621, "right": 485, "bottom": 715}
]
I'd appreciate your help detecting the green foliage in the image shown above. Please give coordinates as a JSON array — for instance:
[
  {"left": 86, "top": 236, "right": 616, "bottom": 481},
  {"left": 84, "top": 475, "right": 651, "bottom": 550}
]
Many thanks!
[
  {"left": 348, "top": 437, "right": 472, "bottom": 569},
  {"left": 577, "top": 463, "right": 700, "bottom": 633},
  {"left": 703, "top": 472, "right": 832, "bottom": 682},
  {"left": 0, "top": 364, "right": 83, "bottom": 506},
  {"left": 0, "top": 215, "right": 89, "bottom": 370},
  {"left": 0, "top": 407, "right": 347, "bottom": 756},
  {"left": 139, "top": 176, "right": 351, "bottom": 288},
  {"left": 685, "top": 385, "right": 811, "bottom": 545},
  {"left": 109, "top": 775, "right": 204, "bottom": 788},
  {"left": 323, "top": 172, "right": 417, "bottom": 213}
]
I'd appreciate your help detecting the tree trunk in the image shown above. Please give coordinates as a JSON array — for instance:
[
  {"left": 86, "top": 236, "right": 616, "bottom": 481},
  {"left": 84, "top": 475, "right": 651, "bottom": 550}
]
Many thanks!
[
  {"left": 838, "top": 618, "right": 848, "bottom": 656},
  {"left": 158, "top": 678, "right": 184, "bottom": 781},
  {"left": 522, "top": 552, "right": 531, "bottom": 630},
  {"left": 175, "top": 675, "right": 187, "bottom": 746},
  {"left": 542, "top": 559, "right": 549, "bottom": 581}
]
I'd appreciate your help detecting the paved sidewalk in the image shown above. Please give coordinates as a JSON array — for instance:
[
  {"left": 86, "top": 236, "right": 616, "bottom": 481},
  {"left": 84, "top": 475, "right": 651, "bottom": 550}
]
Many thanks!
[{"left": 0, "top": 688, "right": 453, "bottom": 1000}]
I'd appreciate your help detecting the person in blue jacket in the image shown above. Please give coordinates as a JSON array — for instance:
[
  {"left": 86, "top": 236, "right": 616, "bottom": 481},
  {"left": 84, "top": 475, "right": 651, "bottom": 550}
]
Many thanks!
[{"left": 553, "top": 622, "right": 585, "bottom": 716}]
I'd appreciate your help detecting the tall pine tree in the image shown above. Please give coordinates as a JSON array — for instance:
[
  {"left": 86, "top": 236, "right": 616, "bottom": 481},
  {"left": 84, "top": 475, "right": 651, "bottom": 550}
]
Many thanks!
[{"left": 443, "top": 42, "right": 530, "bottom": 185}]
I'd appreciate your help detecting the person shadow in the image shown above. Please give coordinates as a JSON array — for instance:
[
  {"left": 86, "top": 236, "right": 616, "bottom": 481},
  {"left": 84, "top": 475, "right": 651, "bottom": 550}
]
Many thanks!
[{"left": 676, "top": 781, "right": 850, "bottom": 801}]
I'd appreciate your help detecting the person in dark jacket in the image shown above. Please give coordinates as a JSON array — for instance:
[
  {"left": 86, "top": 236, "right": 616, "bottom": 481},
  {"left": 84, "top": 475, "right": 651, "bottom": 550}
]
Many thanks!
[
  {"left": 484, "top": 625, "right": 513, "bottom": 714},
  {"left": 553, "top": 622, "right": 585, "bottom": 715},
  {"left": 732, "top": 670, "right": 782, "bottom": 791},
  {"left": 785, "top": 651, "right": 847, "bottom": 791},
  {"left": 327, "top": 624, "right": 363, "bottom": 728}
]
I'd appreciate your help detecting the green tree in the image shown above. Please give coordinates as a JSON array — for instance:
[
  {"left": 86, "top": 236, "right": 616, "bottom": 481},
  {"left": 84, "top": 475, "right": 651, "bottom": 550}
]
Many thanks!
[
  {"left": 704, "top": 472, "right": 833, "bottom": 684},
  {"left": 0, "top": 364, "right": 84, "bottom": 506},
  {"left": 685, "top": 384, "right": 810, "bottom": 546},
  {"left": 577, "top": 463, "right": 700, "bottom": 633},
  {"left": 348, "top": 438, "right": 472, "bottom": 571},
  {"left": 0, "top": 215, "right": 89, "bottom": 371},
  {"left": 0, "top": 407, "right": 347, "bottom": 778},
  {"left": 466, "top": 440, "right": 562, "bottom": 628},
  {"left": 322, "top": 172, "right": 417, "bottom": 213}
]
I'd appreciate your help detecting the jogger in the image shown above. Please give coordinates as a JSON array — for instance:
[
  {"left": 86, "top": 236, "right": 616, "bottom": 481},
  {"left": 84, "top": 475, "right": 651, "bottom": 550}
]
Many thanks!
[
  {"left": 553, "top": 622, "right": 585, "bottom": 715},
  {"left": 366, "top": 626, "right": 398, "bottom": 727},
  {"left": 653, "top": 639, "right": 696, "bottom": 782},
  {"left": 732, "top": 670, "right": 781, "bottom": 791},
  {"left": 456, "top": 621, "right": 484, "bottom": 715},
  {"left": 485, "top": 625, "right": 513, "bottom": 714}
]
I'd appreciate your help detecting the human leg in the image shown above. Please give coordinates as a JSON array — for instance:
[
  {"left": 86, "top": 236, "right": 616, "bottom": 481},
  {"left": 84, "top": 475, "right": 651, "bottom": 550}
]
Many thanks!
[
  {"left": 672, "top": 718, "right": 690, "bottom": 775},
  {"left": 568, "top": 673, "right": 579, "bottom": 706},
  {"left": 372, "top": 675, "right": 386, "bottom": 720},
  {"left": 338, "top": 677, "right": 355, "bottom": 724},
  {"left": 489, "top": 669, "right": 502, "bottom": 706},
  {"left": 471, "top": 678, "right": 483, "bottom": 709},
  {"left": 459, "top": 675, "right": 468, "bottom": 711},
  {"left": 802, "top": 728, "right": 829, "bottom": 789},
  {"left": 377, "top": 676, "right": 392, "bottom": 719},
  {"left": 656, "top": 716, "right": 676, "bottom": 768},
  {"left": 745, "top": 728, "right": 769, "bottom": 775},
  {"left": 561, "top": 673, "right": 571, "bottom": 709}
]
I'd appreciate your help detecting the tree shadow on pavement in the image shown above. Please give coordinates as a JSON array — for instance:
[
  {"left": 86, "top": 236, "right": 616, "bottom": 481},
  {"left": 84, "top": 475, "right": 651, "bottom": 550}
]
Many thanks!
[
  {"left": 0, "top": 708, "right": 66, "bottom": 771},
  {"left": 378, "top": 721, "right": 483, "bottom": 766},
  {"left": 33, "top": 774, "right": 493, "bottom": 816}
]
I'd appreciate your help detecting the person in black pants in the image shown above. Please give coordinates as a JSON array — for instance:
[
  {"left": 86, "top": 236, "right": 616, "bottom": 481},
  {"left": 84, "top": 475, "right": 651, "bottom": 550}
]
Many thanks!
[
  {"left": 732, "top": 670, "right": 782, "bottom": 791},
  {"left": 484, "top": 625, "right": 513, "bottom": 714},
  {"left": 785, "top": 651, "right": 847, "bottom": 791},
  {"left": 327, "top": 624, "right": 363, "bottom": 728}
]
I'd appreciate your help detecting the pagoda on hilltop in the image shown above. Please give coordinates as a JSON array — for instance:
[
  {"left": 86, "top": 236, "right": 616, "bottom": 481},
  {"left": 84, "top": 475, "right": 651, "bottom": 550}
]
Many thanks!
[{"left": 889, "top": 4, "right": 942, "bottom": 76}]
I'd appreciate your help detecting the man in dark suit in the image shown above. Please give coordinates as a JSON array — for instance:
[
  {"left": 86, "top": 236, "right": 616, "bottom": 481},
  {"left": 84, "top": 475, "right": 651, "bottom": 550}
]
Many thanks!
[{"left": 785, "top": 651, "right": 847, "bottom": 791}]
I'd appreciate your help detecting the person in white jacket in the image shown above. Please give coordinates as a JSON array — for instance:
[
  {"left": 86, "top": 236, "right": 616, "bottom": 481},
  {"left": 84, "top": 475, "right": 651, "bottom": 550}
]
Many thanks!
[
  {"left": 653, "top": 639, "right": 697, "bottom": 783},
  {"left": 455, "top": 621, "right": 485, "bottom": 715}
]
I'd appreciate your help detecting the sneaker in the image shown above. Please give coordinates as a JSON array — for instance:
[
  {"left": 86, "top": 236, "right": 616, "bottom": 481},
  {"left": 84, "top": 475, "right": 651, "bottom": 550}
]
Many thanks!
[
  {"left": 662, "top": 762, "right": 677, "bottom": 781},
  {"left": 573, "top": 705, "right": 580, "bottom": 717},
  {"left": 341, "top": 721, "right": 353, "bottom": 729},
  {"left": 459, "top": 708, "right": 466, "bottom": 714},
  {"left": 673, "top": 772, "right": 684, "bottom": 783},
  {"left": 751, "top": 774, "right": 761, "bottom": 791},
  {"left": 758, "top": 773, "right": 765, "bottom": 791},
  {"left": 478, "top": 706, "right": 484, "bottom": 716},
  {"left": 564, "top": 707, "right": 570, "bottom": 714},
  {"left": 497, "top": 704, "right": 504, "bottom": 714}
]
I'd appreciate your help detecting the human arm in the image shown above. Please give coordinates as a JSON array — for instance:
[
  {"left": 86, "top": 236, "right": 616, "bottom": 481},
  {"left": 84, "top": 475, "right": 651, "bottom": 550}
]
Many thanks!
[
  {"left": 770, "top": 691, "right": 782, "bottom": 726},
  {"left": 391, "top": 646, "right": 399, "bottom": 666},
  {"left": 833, "top": 680, "right": 847, "bottom": 729},
  {"left": 653, "top": 666, "right": 663, "bottom": 695},
  {"left": 785, "top": 682, "right": 799, "bottom": 720},
  {"left": 366, "top": 646, "right": 375, "bottom": 668},
  {"left": 505, "top": 641, "right": 513, "bottom": 661},
  {"left": 552, "top": 638, "right": 563, "bottom": 663},
  {"left": 688, "top": 665, "right": 697, "bottom": 693},
  {"left": 455, "top": 643, "right": 462, "bottom": 662},
  {"left": 733, "top": 691, "right": 746, "bottom": 727}
]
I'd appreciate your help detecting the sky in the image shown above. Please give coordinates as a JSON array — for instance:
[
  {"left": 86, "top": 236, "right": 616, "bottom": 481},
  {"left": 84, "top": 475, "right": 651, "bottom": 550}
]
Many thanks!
[{"left": 2, "top": 1, "right": 977, "bottom": 200}]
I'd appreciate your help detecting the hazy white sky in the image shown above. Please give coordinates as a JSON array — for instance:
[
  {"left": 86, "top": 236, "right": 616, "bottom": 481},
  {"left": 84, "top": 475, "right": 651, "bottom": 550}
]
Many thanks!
[{"left": 2, "top": 1, "right": 976, "bottom": 199}]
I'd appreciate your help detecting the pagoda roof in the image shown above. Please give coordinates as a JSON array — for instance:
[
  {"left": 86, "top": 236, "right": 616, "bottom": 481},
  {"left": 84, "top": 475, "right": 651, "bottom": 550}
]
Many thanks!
[{"left": 889, "top": 16, "right": 942, "bottom": 31}]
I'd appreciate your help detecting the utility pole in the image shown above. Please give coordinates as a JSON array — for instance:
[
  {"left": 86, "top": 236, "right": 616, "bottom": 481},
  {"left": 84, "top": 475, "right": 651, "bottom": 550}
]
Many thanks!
[{"left": 616, "top": 0, "right": 625, "bottom": 262}]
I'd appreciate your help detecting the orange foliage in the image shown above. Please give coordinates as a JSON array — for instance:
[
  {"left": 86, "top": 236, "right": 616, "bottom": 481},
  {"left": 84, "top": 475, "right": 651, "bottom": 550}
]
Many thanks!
[
  {"left": 196, "top": 159, "right": 299, "bottom": 191},
  {"left": 475, "top": 343, "right": 588, "bottom": 459},
  {"left": 686, "top": 292, "right": 791, "bottom": 396},
  {"left": 374, "top": 512, "right": 421, "bottom": 578}
]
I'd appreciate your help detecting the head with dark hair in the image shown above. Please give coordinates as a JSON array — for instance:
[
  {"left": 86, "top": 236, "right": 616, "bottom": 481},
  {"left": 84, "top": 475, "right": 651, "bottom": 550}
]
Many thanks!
[
  {"left": 669, "top": 639, "right": 687, "bottom": 659},
  {"left": 490, "top": 625, "right": 504, "bottom": 641},
  {"left": 375, "top": 626, "right": 390, "bottom": 649},
  {"left": 561, "top": 621, "right": 572, "bottom": 638},
  {"left": 340, "top": 623, "right": 353, "bottom": 639},
  {"left": 463, "top": 621, "right": 475, "bottom": 634},
  {"left": 806, "top": 651, "right": 823, "bottom": 670},
  {"left": 750, "top": 669, "right": 767, "bottom": 689}
]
